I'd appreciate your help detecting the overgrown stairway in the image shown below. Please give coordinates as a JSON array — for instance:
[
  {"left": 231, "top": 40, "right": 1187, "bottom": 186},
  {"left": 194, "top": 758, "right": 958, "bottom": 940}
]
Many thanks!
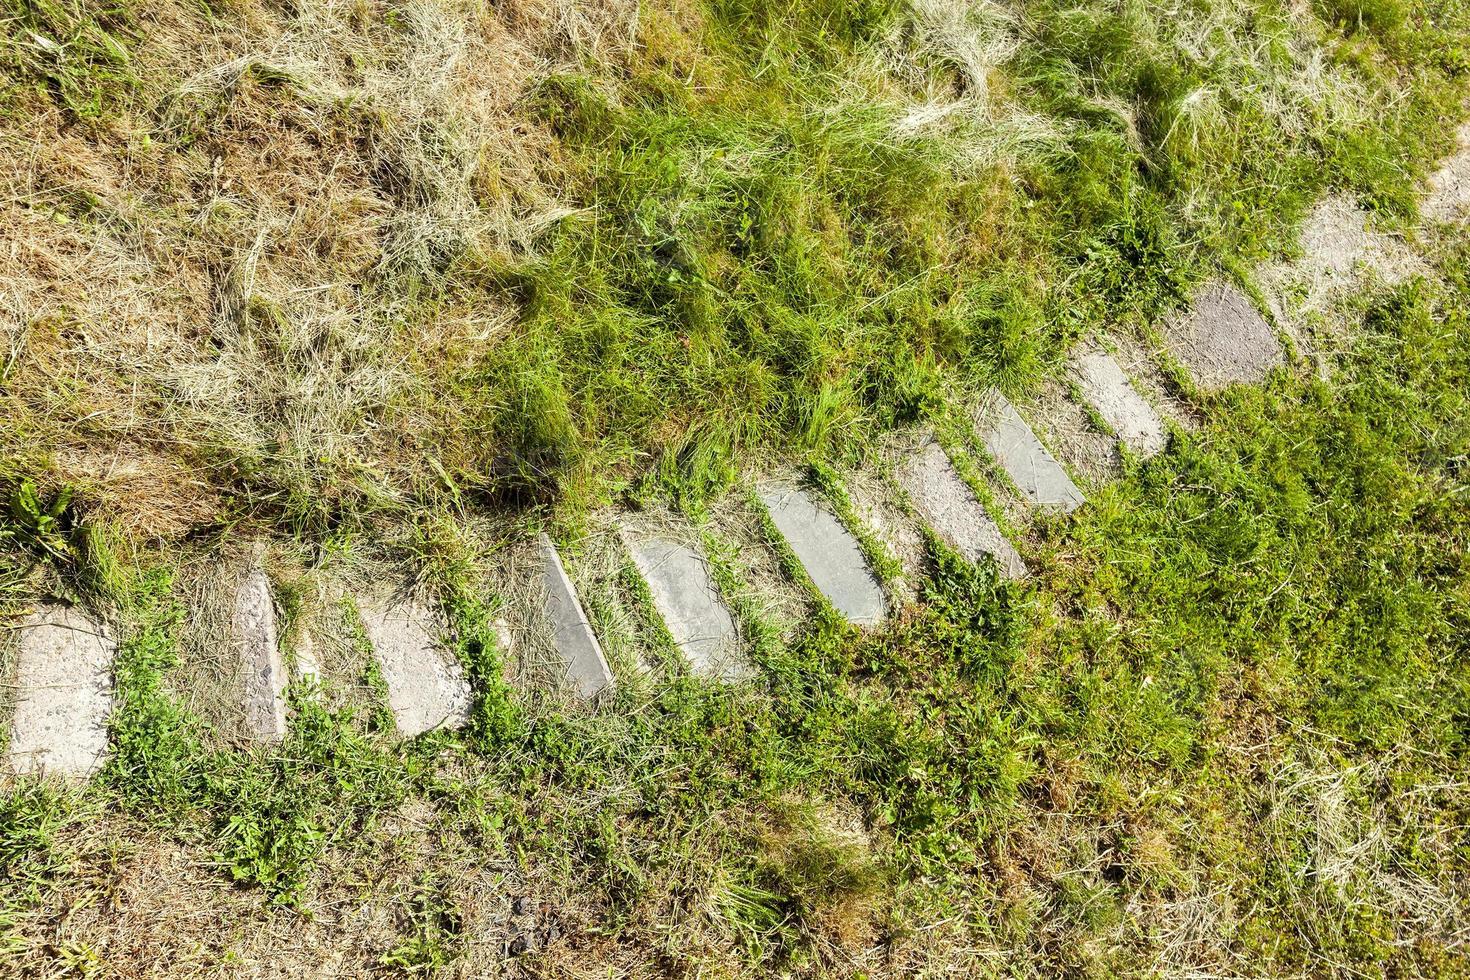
[{"left": 4, "top": 183, "right": 1462, "bottom": 777}]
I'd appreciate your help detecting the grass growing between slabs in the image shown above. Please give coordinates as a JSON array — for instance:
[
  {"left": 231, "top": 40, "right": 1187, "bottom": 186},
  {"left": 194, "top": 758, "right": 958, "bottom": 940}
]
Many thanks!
[
  {"left": 1, "top": 0, "right": 1470, "bottom": 974},
  {"left": 464, "top": 0, "right": 1470, "bottom": 508},
  {"left": 2, "top": 263, "right": 1468, "bottom": 974}
]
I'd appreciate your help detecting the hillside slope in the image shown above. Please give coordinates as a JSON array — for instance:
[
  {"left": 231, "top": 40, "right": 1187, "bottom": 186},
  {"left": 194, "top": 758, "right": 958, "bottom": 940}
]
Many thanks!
[{"left": 1, "top": 0, "right": 1469, "bottom": 977}]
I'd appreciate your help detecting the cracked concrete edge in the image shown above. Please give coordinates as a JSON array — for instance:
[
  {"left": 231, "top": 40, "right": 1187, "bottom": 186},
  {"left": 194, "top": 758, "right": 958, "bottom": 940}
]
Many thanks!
[{"left": 233, "top": 569, "right": 288, "bottom": 741}]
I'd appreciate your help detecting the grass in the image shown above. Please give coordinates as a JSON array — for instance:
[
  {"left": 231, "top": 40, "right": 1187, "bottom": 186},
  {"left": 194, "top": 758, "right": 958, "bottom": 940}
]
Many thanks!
[
  {"left": 0, "top": 0, "right": 1468, "bottom": 974},
  {"left": 2, "top": 0, "right": 1463, "bottom": 528},
  {"left": 2, "top": 259, "right": 1466, "bottom": 972}
]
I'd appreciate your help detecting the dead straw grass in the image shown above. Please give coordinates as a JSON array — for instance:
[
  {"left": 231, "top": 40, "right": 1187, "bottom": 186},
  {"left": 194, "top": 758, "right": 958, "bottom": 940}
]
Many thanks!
[{"left": 0, "top": 0, "right": 633, "bottom": 539}]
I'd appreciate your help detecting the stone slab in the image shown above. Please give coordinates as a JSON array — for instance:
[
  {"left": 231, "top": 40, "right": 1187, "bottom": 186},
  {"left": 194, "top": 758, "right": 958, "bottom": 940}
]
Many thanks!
[
  {"left": 897, "top": 441, "right": 1027, "bottom": 579},
  {"left": 978, "top": 394, "right": 1085, "bottom": 512},
  {"left": 757, "top": 484, "right": 886, "bottom": 626},
  {"left": 1072, "top": 350, "right": 1167, "bottom": 459},
  {"left": 537, "top": 533, "right": 615, "bottom": 698},
  {"left": 1163, "top": 281, "right": 1282, "bottom": 390},
  {"left": 233, "top": 570, "right": 288, "bottom": 739},
  {"left": 6, "top": 604, "right": 114, "bottom": 777},
  {"left": 358, "top": 600, "right": 472, "bottom": 737},
  {"left": 624, "top": 532, "right": 743, "bottom": 679},
  {"left": 1426, "top": 122, "right": 1470, "bottom": 223}
]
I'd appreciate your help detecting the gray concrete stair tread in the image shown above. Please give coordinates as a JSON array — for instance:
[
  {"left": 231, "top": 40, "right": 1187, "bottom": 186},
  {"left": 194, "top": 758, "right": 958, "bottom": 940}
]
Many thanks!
[
  {"left": 233, "top": 569, "right": 288, "bottom": 740},
  {"left": 979, "top": 394, "right": 1086, "bottom": 512},
  {"left": 757, "top": 483, "right": 887, "bottom": 626},
  {"left": 6, "top": 604, "right": 115, "bottom": 778},
  {"left": 358, "top": 600, "right": 473, "bottom": 737},
  {"left": 624, "top": 531, "right": 744, "bottom": 680},
  {"left": 537, "top": 533, "right": 615, "bottom": 698},
  {"left": 1163, "top": 281, "right": 1282, "bottom": 390},
  {"left": 1071, "top": 350, "right": 1167, "bottom": 459},
  {"left": 897, "top": 441, "right": 1027, "bottom": 579}
]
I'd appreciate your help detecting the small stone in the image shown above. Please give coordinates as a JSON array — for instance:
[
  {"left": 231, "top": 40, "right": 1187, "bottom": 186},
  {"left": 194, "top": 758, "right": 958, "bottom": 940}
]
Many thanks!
[
  {"left": 624, "top": 531, "right": 743, "bottom": 679},
  {"left": 358, "top": 600, "right": 473, "bottom": 738},
  {"left": 293, "top": 629, "right": 321, "bottom": 685},
  {"left": 6, "top": 604, "right": 115, "bottom": 778},
  {"left": 233, "top": 569, "right": 288, "bottom": 740},
  {"left": 537, "top": 533, "right": 615, "bottom": 698},
  {"left": 512, "top": 897, "right": 532, "bottom": 917},
  {"left": 757, "top": 483, "right": 886, "bottom": 626},
  {"left": 896, "top": 441, "right": 1027, "bottom": 579},
  {"left": 491, "top": 618, "right": 515, "bottom": 655},
  {"left": 508, "top": 933, "right": 533, "bottom": 956},
  {"left": 1163, "top": 281, "right": 1282, "bottom": 390},
  {"left": 1071, "top": 350, "right": 1167, "bottom": 459},
  {"left": 978, "top": 394, "right": 1086, "bottom": 512}
]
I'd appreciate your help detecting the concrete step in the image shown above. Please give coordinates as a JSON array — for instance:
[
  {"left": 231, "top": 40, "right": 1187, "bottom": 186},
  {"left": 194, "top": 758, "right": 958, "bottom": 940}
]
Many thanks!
[
  {"left": 358, "top": 600, "right": 473, "bottom": 737},
  {"left": 1162, "top": 281, "right": 1282, "bottom": 390},
  {"left": 1071, "top": 350, "right": 1167, "bottom": 459},
  {"left": 622, "top": 528, "right": 744, "bottom": 680},
  {"left": 5, "top": 604, "right": 115, "bottom": 778},
  {"left": 897, "top": 440, "right": 1027, "bottom": 579},
  {"left": 232, "top": 569, "right": 289, "bottom": 740},
  {"left": 536, "top": 533, "right": 615, "bottom": 699},
  {"left": 842, "top": 455, "right": 930, "bottom": 607},
  {"left": 977, "top": 394, "right": 1086, "bottom": 512},
  {"left": 757, "top": 483, "right": 887, "bottom": 626}
]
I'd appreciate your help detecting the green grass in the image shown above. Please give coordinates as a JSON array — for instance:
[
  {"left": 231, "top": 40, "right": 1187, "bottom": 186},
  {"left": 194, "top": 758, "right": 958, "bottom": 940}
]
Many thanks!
[
  {"left": 3, "top": 259, "right": 1468, "bottom": 973},
  {"left": 0, "top": 0, "right": 1463, "bottom": 526},
  {"left": 1, "top": 0, "right": 1469, "bottom": 973},
  {"left": 412, "top": 0, "right": 1470, "bottom": 515},
  {"left": 0, "top": 0, "right": 137, "bottom": 120}
]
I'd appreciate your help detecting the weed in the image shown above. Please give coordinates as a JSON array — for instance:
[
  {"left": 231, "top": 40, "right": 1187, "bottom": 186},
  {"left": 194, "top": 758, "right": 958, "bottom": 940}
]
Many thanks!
[
  {"left": 2, "top": 481, "right": 72, "bottom": 564},
  {"left": 381, "top": 881, "right": 465, "bottom": 971}
]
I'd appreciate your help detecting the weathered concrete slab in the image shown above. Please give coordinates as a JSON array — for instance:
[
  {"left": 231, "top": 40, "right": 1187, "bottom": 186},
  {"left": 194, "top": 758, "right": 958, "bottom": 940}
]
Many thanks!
[
  {"left": 624, "top": 532, "right": 743, "bottom": 679},
  {"left": 233, "top": 570, "right": 288, "bottom": 740},
  {"left": 1163, "top": 282, "right": 1282, "bottom": 390},
  {"left": 757, "top": 484, "right": 887, "bottom": 626},
  {"left": 358, "top": 601, "right": 472, "bottom": 737},
  {"left": 1426, "top": 123, "right": 1470, "bottom": 223},
  {"left": 1293, "top": 196, "right": 1425, "bottom": 289},
  {"left": 1072, "top": 350, "right": 1167, "bottom": 459},
  {"left": 6, "top": 604, "right": 114, "bottom": 777},
  {"left": 844, "top": 458, "right": 929, "bottom": 607},
  {"left": 1258, "top": 196, "right": 1425, "bottom": 376},
  {"left": 897, "top": 441, "right": 1027, "bottom": 579},
  {"left": 537, "top": 533, "right": 615, "bottom": 698},
  {"left": 978, "top": 395, "right": 1086, "bottom": 512}
]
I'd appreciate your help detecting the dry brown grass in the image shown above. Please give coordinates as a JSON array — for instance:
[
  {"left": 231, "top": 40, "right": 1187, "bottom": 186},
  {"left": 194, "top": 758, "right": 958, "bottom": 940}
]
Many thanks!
[
  {"left": 0, "top": 0, "right": 641, "bottom": 539},
  {"left": 1, "top": 804, "right": 534, "bottom": 979}
]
